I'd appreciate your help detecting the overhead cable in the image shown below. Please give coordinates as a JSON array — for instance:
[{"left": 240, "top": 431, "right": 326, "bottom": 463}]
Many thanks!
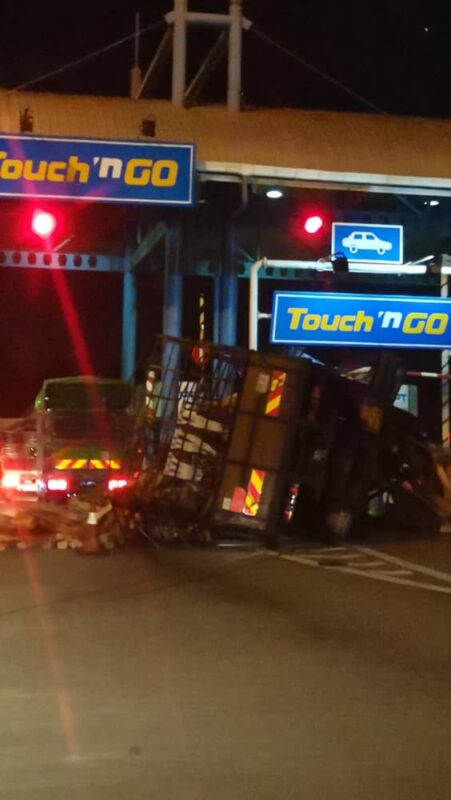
[
  {"left": 250, "top": 26, "right": 384, "bottom": 114},
  {"left": 9, "top": 18, "right": 165, "bottom": 93}
]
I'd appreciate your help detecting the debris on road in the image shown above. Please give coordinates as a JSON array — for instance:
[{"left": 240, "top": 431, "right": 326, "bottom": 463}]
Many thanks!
[{"left": 0, "top": 498, "right": 126, "bottom": 553}]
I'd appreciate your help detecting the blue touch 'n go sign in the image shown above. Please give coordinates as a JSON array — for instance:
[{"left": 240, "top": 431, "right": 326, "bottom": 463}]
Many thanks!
[
  {"left": 0, "top": 134, "right": 195, "bottom": 206},
  {"left": 332, "top": 222, "right": 403, "bottom": 265},
  {"left": 270, "top": 292, "right": 451, "bottom": 349}
]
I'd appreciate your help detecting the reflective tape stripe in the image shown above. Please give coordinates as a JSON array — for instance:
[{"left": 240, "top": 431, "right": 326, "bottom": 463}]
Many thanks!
[
  {"left": 55, "top": 459, "right": 72, "bottom": 470},
  {"left": 243, "top": 468, "right": 266, "bottom": 517},
  {"left": 265, "top": 396, "right": 282, "bottom": 416},
  {"left": 55, "top": 458, "right": 121, "bottom": 470},
  {"left": 265, "top": 370, "right": 286, "bottom": 418}
]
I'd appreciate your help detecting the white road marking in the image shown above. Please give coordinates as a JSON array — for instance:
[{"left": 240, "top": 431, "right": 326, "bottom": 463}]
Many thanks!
[
  {"left": 358, "top": 546, "right": 451, "bottom": 586},
  {"left": 283, "top": 550, "right": 362, "bottom": 564},
  {"left": 302, "top": 546, "right": 347, "bottom": 554},
  {"left": 283, "top": 554, "right": 321, "bottom": 567},
  {"left": 310, "top": 551, "right": 364, "bottom": 561},
  {"left": 280, "top": 544, "right": 451, "bottom": 595},
  {"left": 330, "top": 565, "right": 451, "bottom": 595},
  {"left": 376, "top": 569, "right": 414, "bottom": 577}
]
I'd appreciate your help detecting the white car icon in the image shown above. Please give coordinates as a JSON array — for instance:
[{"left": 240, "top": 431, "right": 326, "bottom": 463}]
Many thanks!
[{"left": 342, "top": 230, "right": 393, "bottom": 256}]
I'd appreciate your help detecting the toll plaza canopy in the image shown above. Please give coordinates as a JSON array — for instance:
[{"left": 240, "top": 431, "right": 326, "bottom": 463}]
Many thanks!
[
  {"left": 1, "top": 89, "right": 451, "bottom": 193},
  {"left": 1, "top": 87, "right": 451, "bottom": 402}
]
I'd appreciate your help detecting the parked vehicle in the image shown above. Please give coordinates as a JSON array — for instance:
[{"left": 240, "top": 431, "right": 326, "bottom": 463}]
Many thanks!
[{"left": 1, "top": 377, "right": 133, "bottom": 503}]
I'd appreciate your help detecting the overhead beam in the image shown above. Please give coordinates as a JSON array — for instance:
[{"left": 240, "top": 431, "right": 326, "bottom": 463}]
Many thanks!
[
  {"left": 184, "top": 259, "right": 438, "bottom": 286},
  {"left": 131, "top": 222, "right": 166, "bottom": 269},
  {"left": 197, "top": 163, "right": 451, "bottom": 197},
  {"left": 165, "top": 10, "right": 252, "bottom": 29},
  {"left": 0, "top": 250, "right": 123, "bottom": 271}
]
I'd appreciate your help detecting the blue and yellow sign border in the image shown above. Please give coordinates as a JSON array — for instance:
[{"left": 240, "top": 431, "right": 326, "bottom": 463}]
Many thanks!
[
  {"left": 0, "top": 133, "right": 195, "bottom": 206},
  {"left": 271, "top": 292, "right": 451, "bottom": 349}
]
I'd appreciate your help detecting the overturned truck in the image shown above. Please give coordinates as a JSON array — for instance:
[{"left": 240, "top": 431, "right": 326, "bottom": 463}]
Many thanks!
[{"left": 115, "top": 336, "right": 446, "bottom": 545}]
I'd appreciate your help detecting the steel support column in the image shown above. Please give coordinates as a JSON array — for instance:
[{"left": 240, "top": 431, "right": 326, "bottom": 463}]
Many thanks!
[
  {"left": 213, "top": 274, "right": 221, "bottom": 344},
  {"left": 163, "top": 220, "right": 183, "bottom": 337},
  {"left": 227, "top": 0, "right": 243, "bottom": 111},
  {"left": 121, "top": 254, "right": 137, "bottom": 380},
  {"left": 218, "top": 228, "right": 238, "bottom": 346},
  {"left": 172, "top": 0, "right": 187, "bottom": 106}
]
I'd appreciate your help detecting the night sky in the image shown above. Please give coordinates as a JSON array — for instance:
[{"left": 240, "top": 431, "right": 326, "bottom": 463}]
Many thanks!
[
  {"left": 0, "top": 0, "right": 449, "bottom": 420},
  {"left": 0, "top": 0, "right": 449, "bottom": 116}
]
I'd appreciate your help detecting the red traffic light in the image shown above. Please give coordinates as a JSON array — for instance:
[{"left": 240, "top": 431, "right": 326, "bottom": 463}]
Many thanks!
[
  {"left": 304, "top": 215, "right": 324, "bottom": 235},
  {"left": 31, "top": 210, "right": 57, "bottom": 240}
]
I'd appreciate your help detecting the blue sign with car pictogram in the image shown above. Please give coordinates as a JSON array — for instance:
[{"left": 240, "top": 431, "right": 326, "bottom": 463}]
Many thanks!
[{"left": 332, "top": 222, "right": 403, "bottom": 265}]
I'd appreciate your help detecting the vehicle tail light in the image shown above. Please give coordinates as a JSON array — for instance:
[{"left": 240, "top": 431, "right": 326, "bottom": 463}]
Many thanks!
[
  {"left": 108, "top": 478, "right": 129, "bottom": 491},
  {"left": 1, "top": 471, "right": 20, "bottom": 488},
  {"left": 47, "top": 477, "right": 69, "bottom": 492},
  {"left": 18, "top": 480, "right": 37, "bottom": 493}
]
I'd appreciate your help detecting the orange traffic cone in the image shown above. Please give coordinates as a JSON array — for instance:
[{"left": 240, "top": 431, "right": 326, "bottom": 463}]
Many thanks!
[{"left": 80, "top": 511, "right": 102, "bottom": 554}]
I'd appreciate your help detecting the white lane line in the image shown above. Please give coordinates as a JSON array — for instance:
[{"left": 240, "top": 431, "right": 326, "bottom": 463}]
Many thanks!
[
  {"left": 308, "top": 552, "right": 364, "bottom": 562},
  {"left": 357, "top": 546, "right": 451, "bottom": 586},
  {"left": 283, "top": 554, "right": 321, "bottom": 566},
  {"left": 303, "top": 547, "right": 347, "bottom": 554},
  {"left": 330, "top": 565, "right": 451, "bottom": 595},
  {"left": 376, "top": 569, "right": 413, "bottom": 578}
]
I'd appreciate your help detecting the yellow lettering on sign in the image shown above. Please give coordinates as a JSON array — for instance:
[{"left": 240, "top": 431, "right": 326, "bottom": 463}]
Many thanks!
[
  {"left": 47, "top": 161, "right": 66, "bottom": 182},
  {"left": 151, "top": 159, "right": 178, "bottom": 187},
  {"left": 354, "top": 310, "right": 373, "bottom": 333},
  {"left": 303, "top": 313, "right": 321, "bottom": 331},
  {"left": 287, "top": 308, "right": 307, "bottom": 330},
  {"left": 338, "top": 315, "right": 355, "bottom": 332},
  {"left": 402, "top": 312, "right": 427, "bottom": 335},
  {"left": 320, "top": 314, "right": 340, "bottom": 331},
  {"left": 66, "top": 155, "right": 89, "bottom": 184},
  {"left": 0, "top": 158, "right": 23, "bottom": 179},
  {"left": 124, "top": 158, "right": 153, "bottom": 186},
  {"left": 23, "top": 159, "right": 48, "bottom": 181},
  {"left": 425, "top": 313, "right": 448, "bottom": 335}
]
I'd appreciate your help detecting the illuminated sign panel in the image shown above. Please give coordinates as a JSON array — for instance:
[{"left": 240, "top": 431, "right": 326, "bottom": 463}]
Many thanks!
[
  {"left": 271, "top": 292, "right": 451, "bottom": 349},
  {"left": 332, "top": 222, "right": 403, "bottom": 265},
  {"left": 0, "top": 134, "right": 195, "bottom": 205}
]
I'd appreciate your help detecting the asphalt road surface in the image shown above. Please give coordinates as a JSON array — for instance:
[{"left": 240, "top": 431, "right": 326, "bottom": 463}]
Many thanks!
[{"left": 1, "top": 536, "right": 451, "bottom": 799}]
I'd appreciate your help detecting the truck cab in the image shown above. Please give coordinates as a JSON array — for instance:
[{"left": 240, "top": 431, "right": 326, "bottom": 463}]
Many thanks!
[{"left": 33, "top": 376, "right": 133, "bottom": 501}]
